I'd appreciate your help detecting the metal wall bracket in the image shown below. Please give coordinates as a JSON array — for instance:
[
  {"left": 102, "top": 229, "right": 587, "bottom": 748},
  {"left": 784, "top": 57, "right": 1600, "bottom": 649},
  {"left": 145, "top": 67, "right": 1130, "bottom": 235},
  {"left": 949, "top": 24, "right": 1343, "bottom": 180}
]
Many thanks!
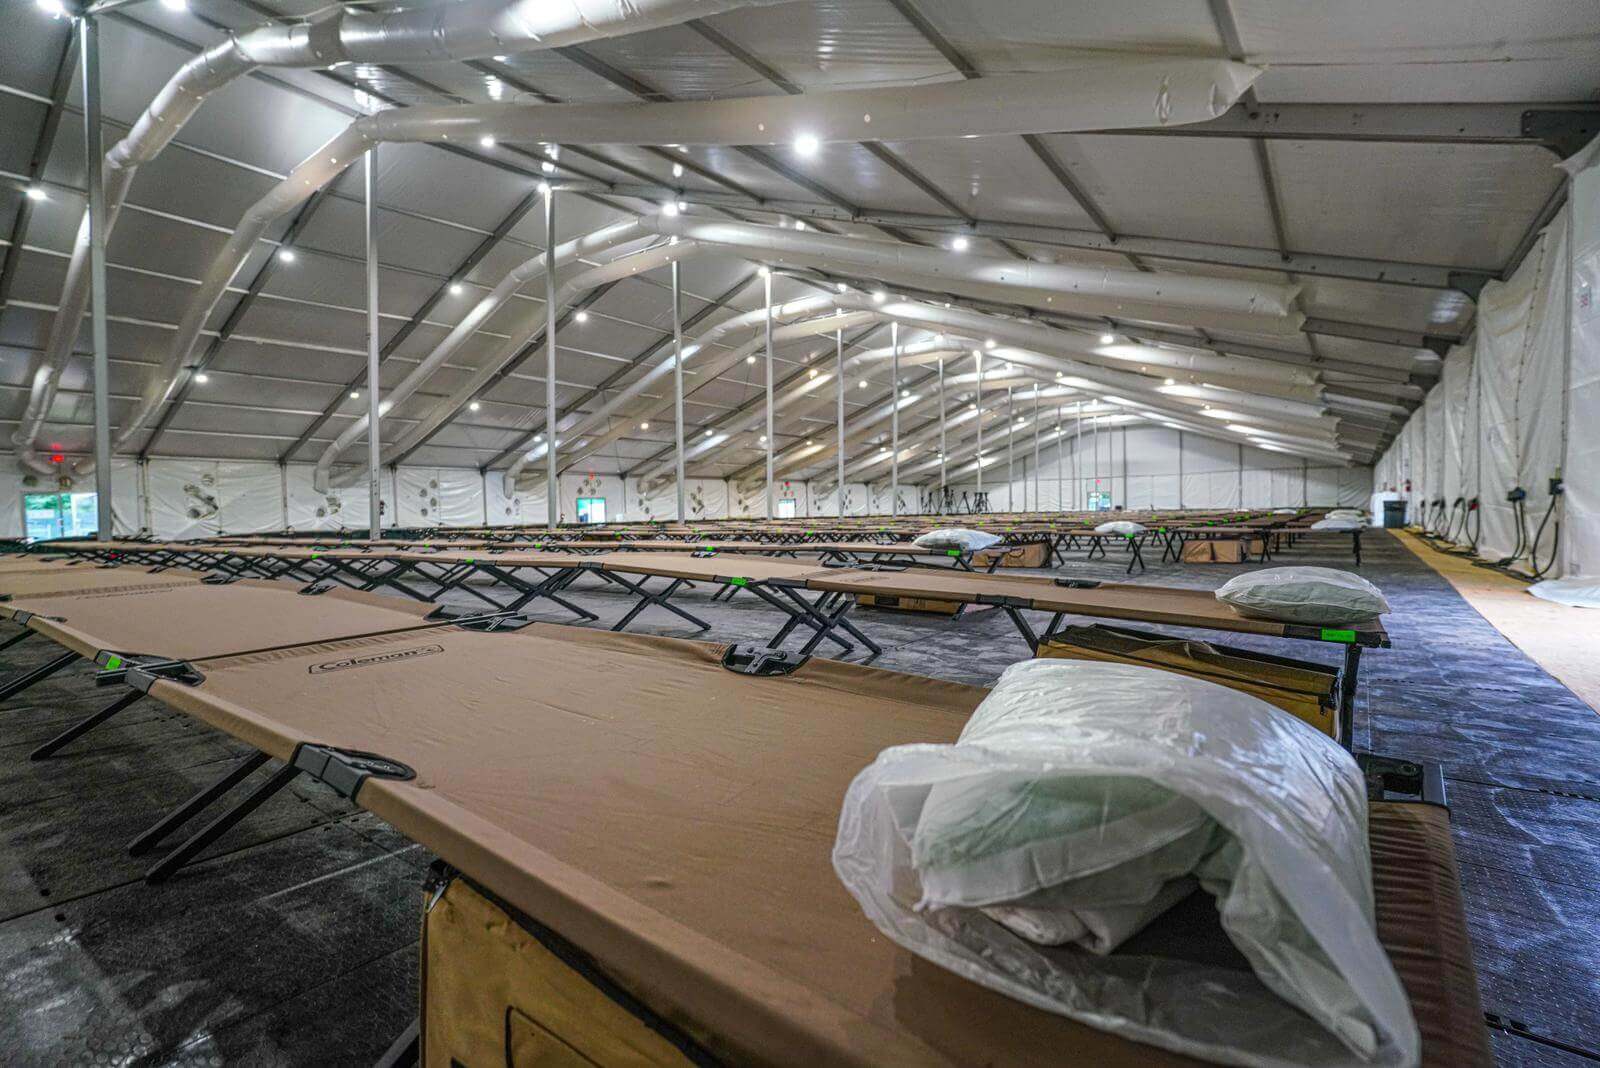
[{"left": 1520, "top": 108, "right": 1600, "bottom": 159}]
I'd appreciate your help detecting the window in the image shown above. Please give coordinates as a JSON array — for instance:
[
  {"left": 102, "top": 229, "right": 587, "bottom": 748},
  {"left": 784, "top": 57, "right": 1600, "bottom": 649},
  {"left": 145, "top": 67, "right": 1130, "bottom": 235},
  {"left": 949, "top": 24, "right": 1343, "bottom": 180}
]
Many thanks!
[
  {"left": 23, "top": 491, "right": 100, "bottom": 542},
  {"left": 776, "top": 498, "right": 798, "bottom": 519},
  {"left": 575, "top": 497, "right": 606, "bottom": 524},
  {"left": 1086, "top": 490, "right": 1112, "bottom": 512}
]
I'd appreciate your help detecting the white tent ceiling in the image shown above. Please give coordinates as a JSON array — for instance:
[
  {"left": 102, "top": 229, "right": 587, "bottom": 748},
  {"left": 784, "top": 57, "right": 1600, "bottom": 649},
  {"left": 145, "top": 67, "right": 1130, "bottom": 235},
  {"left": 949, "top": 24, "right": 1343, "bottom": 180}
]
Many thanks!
[{"left": 0, "top": 0, "right": 1592, "bottom": 483}]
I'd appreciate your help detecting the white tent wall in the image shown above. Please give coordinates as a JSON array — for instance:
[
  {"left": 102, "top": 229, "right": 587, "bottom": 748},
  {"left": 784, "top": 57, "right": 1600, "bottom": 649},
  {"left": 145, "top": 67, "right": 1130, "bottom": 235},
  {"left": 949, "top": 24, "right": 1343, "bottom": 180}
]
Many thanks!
[
  {"left": 1563, "top": 140, "right": 1600, "bottom": 578},
  {"left": 1374, "top": 206, "right": 1575, "bottom": 573},
  {"left": 396, "top": 468, "right": 481, "bottom": 527},
  {"left": 946, "top": 427, "right": 1361, "bottom": 512},
  {"left": 1422, "top": 383, "right": 1447, "bottom": 528}
]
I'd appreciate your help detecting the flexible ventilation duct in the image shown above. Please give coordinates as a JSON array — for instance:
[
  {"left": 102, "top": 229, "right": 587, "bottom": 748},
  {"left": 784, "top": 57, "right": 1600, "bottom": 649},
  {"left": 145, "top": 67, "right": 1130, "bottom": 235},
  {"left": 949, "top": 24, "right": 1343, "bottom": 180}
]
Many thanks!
[
  {"left": 57, "top": 57, "right": 1259, "bottom": 477},
  {"left": 23, "top": 0, "right": 788, "bottom": 475}
]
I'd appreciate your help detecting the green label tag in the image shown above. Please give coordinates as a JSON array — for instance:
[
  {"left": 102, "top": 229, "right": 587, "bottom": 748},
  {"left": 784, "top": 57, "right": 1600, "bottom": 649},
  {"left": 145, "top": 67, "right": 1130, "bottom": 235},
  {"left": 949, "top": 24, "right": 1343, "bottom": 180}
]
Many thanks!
[
  {"left": 730, "top": 577, "right": 748, "bottom": 586},
  {"left": 1320, "top": 628, "right": 1357, "bottom": 643},
  {"left": 947, "top": 548, "right": 961, "bottom": 556},
  {"left": 703, "top": 545, "right": 715, "bottom": 551},
  {"left": 104, "top": 655, "right": 122, "bottom": 670}
]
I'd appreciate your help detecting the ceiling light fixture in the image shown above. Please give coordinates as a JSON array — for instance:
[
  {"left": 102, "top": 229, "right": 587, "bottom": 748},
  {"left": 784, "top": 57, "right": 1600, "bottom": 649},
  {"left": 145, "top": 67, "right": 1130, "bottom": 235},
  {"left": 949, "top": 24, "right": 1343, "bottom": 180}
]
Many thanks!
[
  {"left": 794, "top": 133, "right": 819, "bottom": 157},
  {"left": 193, "top": 372, "right": 209, "bottom": 383},
  {"left": 350, "top": 391, "right": 360, "bottom": 399},
  {"left": 661, "top": 201, "right": 679, "bottom": 217},
  {"left": 951, "top": 236, "right": 969, "bottom": 251},
  {"left": 449, "top": 283, "right": 463, "bottom": 296},
  {"left": 1098, "top": 332, "right": 1115, "bottom": 344},
  {"left": 672, "top": 162, "right": 684, "bottom": 178},
  {"left": 479, "top": 135, "right": 496, "bottom": 149},
  {"left": 277, "top": 248, "right": 296, "bottom": 263},
  {"left": 573, "top": 310, "right": 589, "bottom": 323},
  {"left": 640, "top": 421, "right": 650, "bottom": 430},
  {"left": 468, "top": 401, "right": 481, "bottom": 411},
  {"left": 25, "top": 186, "right": 47, "bottom": 202}
]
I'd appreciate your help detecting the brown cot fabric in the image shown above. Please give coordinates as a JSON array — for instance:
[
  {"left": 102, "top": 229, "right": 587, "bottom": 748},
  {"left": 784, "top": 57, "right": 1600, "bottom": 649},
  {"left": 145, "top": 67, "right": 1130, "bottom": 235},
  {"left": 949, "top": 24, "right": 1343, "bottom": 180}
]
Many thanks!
[
  {"left": 593, "top": 552, "right": 835, "bottom": 584},
  {"left": 12, "top": 580, "right": 439, "bottom": 661},
  {"left": 1369, "top": 803, "right": 1493, "bottom": 1068},
  {"left": 147, "top": 625, "right": 1469, "bottom": 1067},
  {"left": 0, "top": 566, "right": 202, "bottom": 602},
  {"left": 0, "top": 557, "right": 79, "bottom": 575}
]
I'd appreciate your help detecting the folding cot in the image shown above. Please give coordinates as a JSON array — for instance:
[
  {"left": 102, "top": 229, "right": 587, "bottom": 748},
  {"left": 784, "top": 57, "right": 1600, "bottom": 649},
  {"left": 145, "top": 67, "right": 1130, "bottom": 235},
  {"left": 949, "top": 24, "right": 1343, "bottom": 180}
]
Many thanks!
[{"left": 12, "top": 616, "right": 1483, "bottom": 1067}]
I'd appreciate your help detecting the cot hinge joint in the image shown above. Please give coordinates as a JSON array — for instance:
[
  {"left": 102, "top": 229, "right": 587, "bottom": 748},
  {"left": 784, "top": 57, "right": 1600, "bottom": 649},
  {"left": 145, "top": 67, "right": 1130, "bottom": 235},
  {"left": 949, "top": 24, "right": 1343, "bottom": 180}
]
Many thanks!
[
  {"left": 117, "top": 656, "right": 206, "bottom": 693},
  {"left": 722, "top": 643, "right": 809, "bottom": 677},
  {"left": 292, "top": 743, "right": 415, "bottom": 799}
]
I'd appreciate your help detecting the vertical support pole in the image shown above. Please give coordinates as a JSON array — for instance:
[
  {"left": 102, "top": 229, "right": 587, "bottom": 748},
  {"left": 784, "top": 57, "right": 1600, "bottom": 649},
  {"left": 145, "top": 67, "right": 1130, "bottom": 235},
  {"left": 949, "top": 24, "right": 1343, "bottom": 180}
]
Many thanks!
[
  {"left": 1055, "top": 403, "right": 1063, "bottom": 512},
  {"left": 890, "top": 320, "right": 899, "bottom": 517},
  {"left": 1076, "top": 399, "right": 1083, "bottom": 510},
  {"left": 974, "top": 349, "right": 984, "bottom": 499},
  {"left": 672, "top": 260, "right": 685, "bottom": 522},
  {"left": 543, "top": 186, "right": 558, "bottom": 530},
  {"left": 937, "top": 356, "right": 946, "bottom": 497},
  {"left": 82, "top": 15, "right": 112, "bottom": 540},
  {"left": 835, "top": 327, "right": 844, "bottom": 517},
  {"left": 1006, "top": 386, "right": 1015, "bottom": 512},
  {"left": 1032, "top": 384, "right": 1041, "bottom": 514},
  {"left": 364, "top": 148, "right": 382, "bottom": 537},
  {"left": 763, "top": 271, "right": 774, "bottom": 520}
]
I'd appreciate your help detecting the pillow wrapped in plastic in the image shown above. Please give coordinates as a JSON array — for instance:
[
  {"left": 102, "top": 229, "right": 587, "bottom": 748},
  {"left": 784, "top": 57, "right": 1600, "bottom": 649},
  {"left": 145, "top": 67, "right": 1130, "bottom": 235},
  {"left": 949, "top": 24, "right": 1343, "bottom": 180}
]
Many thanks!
[
  {"left": 1216, "top": 567, "right": 1389, "bottom": 625},
  {"left": 1094, "top": 520, "right": 1146, "bottom": 536},
  {"left": 1312, "top": 517, "right": 1365, "bottom": 531},
  {"left": 914, "top": 527, "right": 1003, "bottom": 552},
  {"left": 834, "top": 660, "right": 1418, "bottom": 1068},
  {"left": 1528, "top": 576, "right": 1600, "bottom": 608}
]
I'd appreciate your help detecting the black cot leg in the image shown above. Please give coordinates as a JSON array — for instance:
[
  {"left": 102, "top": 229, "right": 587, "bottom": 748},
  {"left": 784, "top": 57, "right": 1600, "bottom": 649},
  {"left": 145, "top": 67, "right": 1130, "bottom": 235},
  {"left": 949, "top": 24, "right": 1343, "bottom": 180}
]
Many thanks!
[
  {"left": 31, "top": 688, "right": 144, "bottom": 760},
  {"left": 1336, "top": 644, "right": 1363, "bottom": 751},
  {"left": 375, "top": 1019, "right": 421, "bottom": 1068},
  {"left": 1003, "top": 606, "right": 1041, "bottom": 653},
  {"left": 0, "top": 629, "right": 35, "bottom": 655},
  {"left": 145, "top": 761, "right": 303, "bottom": 884},
  {"left": 1353, "top": 530, "right": 1363, "bottom": 567},
  {"left": 129, "top": 750, "right": 272, "bottom": 857},
  {"left": 0, "top": 650, "right": 80, "bottom": 704}
]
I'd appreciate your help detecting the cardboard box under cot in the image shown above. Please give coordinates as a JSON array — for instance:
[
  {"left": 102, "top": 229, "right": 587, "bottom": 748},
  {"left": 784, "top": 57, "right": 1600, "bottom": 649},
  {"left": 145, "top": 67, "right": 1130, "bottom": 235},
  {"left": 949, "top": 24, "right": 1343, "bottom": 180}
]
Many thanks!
[
  {"left": 971, "top": 540, "right": 1051, "bottom": 568},
  {"left": 1038, "top": 623, "right": 1338, "bottom": 737},
  {"left": 857, "top": 591, "right": 994, "bottom": 616},
  {"left": 1179, "top": 538, "right": 1264, "bottom": 563}
]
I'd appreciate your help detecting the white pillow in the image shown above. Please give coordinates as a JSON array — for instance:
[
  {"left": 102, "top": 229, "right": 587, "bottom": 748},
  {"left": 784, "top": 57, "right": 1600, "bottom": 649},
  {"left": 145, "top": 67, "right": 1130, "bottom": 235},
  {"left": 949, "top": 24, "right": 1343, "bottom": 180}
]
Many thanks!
[
  {"left": 1326, "top": 508, "right": 1366, "bottom": 519},
  {"left": 1216, "top": 566, "right": 1389, "bottom": 625},
  {"left": 1093, "top": 520, "right": 1146, "bottom": 536},
  {"left": 913, "top": 527, "right": 1003, "bottom": 552},
  {"left": 1272, "top": 508, "right": 1298, "bottom": 515},
  {"left": 1311, "top": 517, "right": 1364, "bottom": 531}
]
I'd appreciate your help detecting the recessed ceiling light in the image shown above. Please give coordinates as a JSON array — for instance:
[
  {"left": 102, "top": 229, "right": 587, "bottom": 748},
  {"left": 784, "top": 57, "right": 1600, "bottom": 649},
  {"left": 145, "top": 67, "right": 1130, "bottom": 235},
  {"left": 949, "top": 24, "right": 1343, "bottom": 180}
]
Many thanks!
[
  {"left": 449, "top": 283, "right": 463, "bottom": 296},
  {"left": 193, "top": 372, "right": 209, "bottom": 384},
  {"left": 468, "top": 401, "right": 481, "bottom": 411},
  {"left": 871, "top": 290, "right": 886, "bottom": 304},
  {"left": 661, "top": 201, "right": 679, "bottom": 217},
  {"left": 1099, "top": 332, "right": 1116, "bottom": 345},
  {"left": 858, "top": 380, "right": 869, "bottom": 389},
  {"left": 160, "top": 0, "right": 189, "bottom": 12},
  {"left": 984, "top": 338, "right": 996, "bottom": 349},
  {"left": 278, "top": 248, "right": 296, "bottom": 263},
  {"left": 25, "top": 186, "right": 46, "bottom": 202},
  {"left": 493, "top": 54, "right": 509, "bottom": 62},
  {"left": 36, "top": 0, "right": 65, "bottom": 16},
  {"left": 794, "top": 134, "right": 819, "bottom": 157},
  {"left": 541, "top": 161, "right": 555, "bottom": 174},
  {"left": 350, "top": 391, "right": 360, "bottom": 399},
  {"left": 639, "top": 421, "right": 650, "bottom": 430},
  {"left": 573, "top": 310, "right": 589, "bottom": 323},
  {"left": 746, "top": 355, "right": 757, "bottom": 364},
  {"left": 672, "top": 162, "right": 684, "bottom": 178},
  {"left": 951, "top": 236, "right": 969, "bottom": 251},
  {"left": 479, "top": 135, "right": 496, "bottom": 149},
  {"left": 704, "top": 429, "right": 714, "bottom": 437}
]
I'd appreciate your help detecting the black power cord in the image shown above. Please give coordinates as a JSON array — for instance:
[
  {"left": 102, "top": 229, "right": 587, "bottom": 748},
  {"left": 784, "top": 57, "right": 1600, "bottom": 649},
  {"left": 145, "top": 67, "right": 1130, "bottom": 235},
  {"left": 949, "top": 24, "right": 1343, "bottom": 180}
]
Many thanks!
[{"left": 1530, "top": 476, "right": 1564, "bottom": 580}]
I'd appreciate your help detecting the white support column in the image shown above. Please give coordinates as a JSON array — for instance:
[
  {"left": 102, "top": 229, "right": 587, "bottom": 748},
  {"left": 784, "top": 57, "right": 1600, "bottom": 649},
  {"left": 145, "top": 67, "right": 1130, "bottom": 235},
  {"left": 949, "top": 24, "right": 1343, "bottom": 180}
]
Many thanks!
[
  {"left": 82, "top": 14, "right": 112, "bottom": 540},
  {"left": 835, "top": 327, "right": 844, "bottom": 517},
  {"left": 672, "top": 261, "right": 685, "bottom": 521},
  {"left": 1006, "top": 386, "right": 1015, "bottom": 512},
  {"left": 763, "top": 270, "right": 774, "bottom": 520},
  {"left": 974, "top": 349, "right": 984, "bottom": 505},
  {"left": 1055, "top": 404, "right": 1063, "bottom": 512},
  {"left": 890, "top": 320, "right": 900, "bottom": 517},
  {"left": 937, "top": 356, "right": 946, "bottom": 504},
  {"left": 364, "top": 148, "right": 382, "bottom": 536},
  {"left": 543, "top": 186, "right": 558, "bottom": 530},
  {"left": 1032, "top": 384, "right": 1041, "bottom": 513}
]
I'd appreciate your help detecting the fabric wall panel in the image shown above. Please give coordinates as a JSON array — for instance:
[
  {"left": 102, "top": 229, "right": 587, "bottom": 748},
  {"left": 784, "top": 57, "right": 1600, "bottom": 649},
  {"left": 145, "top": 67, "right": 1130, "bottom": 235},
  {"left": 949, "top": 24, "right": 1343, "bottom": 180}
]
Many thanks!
[
  {"left": 1562, "top": 147, "right": 1600, "bottom": 578},
  {"left": 1242, "top": 468, "right": 1273, "bottom": 509},
  {"left": 216, "top": 462, "right": 284, "bottom": 533},
  {"left": 396, "top": 467, "right": 481, "bottom": 527},
  {"left": 1307, "top": 467, "right": 1340, "bottom": 505},
  {"left": 286, "top": 464, "right": 363, "bottom": 530},
  {"left": 1338, "top": 466, "right": 1374, "bottom": 508}
]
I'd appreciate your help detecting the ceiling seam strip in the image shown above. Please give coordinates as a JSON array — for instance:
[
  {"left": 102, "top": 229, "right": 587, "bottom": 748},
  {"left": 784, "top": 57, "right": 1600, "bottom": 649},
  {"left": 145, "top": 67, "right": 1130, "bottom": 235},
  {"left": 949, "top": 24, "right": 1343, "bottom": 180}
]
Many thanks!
[
  {"left": 0, "top": 29, "right": 77, "bottom": 317},
  {"left": 481, "top": 271, "right": 761, "bottom": 471},
  {"left": 275, "top": 187, "right": 545, "bottom": 462}
]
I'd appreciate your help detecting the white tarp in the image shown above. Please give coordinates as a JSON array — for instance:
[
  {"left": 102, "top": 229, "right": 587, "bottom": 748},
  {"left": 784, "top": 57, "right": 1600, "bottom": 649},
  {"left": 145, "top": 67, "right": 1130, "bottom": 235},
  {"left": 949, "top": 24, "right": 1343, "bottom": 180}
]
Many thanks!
[
  {"left": 1475, "top": 220, "right": 1568, "bottom": 567},
  {"left": 396, "top": 467, "right": 481, "bottom": 527},
  {"left": 1439, "top": 344, "right": 1478, "bottom": 544},
  {"left": 1562, "top": 139, "right": 1600, "bottom": 578},
  {"left": 1422, "top": 384, "right": 1446, "bottom": 528}
]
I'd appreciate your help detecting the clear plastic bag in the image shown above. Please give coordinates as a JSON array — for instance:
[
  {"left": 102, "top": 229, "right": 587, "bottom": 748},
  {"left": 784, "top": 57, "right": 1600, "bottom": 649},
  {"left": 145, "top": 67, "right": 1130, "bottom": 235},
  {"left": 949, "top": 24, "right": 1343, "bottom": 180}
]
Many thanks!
[
  {"left": 1528, "top": 576, "right": 1600, "bottom": 608},
  {"left": 834, "top": 660, "right": 1418, "bottom": 1068},
  {"left": 1216, "top": 567, "right": 1389, "bottom": 625},
  {"left": 914, "top": 527, "right": 1003, "bottom": 551},
  {"left": 1094, "top": 520, "right": 1147, "bottom": 535},
  {"left": 1312, "top": 518, "right": 1366, "bottom": 531}
]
